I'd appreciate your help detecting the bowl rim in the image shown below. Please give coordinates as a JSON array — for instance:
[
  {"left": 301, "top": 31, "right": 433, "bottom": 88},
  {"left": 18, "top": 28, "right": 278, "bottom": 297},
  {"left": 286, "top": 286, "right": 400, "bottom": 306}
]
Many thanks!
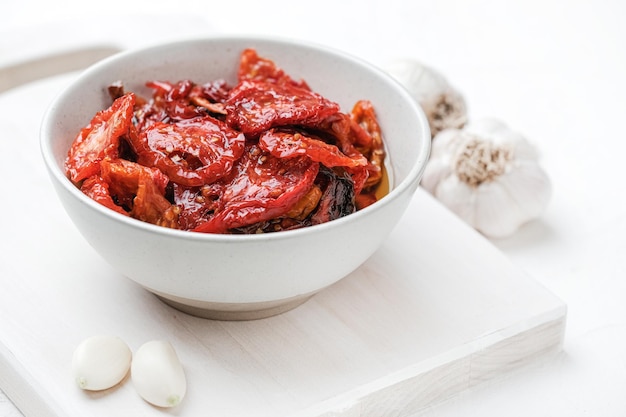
[{"left": 40, "top": 34, "right": 431, "bottom": 243}]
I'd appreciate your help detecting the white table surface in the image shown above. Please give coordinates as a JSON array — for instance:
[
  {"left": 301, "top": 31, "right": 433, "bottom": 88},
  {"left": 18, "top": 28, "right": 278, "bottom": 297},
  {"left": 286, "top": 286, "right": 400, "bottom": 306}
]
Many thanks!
[{"left": 2, "top": 1, "right": 625, "bottom": 416}]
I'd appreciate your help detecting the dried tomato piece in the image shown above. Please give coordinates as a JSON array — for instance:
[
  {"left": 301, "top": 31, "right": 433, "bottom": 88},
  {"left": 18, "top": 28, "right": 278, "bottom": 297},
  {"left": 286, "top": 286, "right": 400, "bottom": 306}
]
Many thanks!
[
  {"left": 192, "top": 145, "right": 319, "bottom": 234},
  {"left": 170, "top": 183, "right": 224, "bottom": 231},
  {"left": 133, "top": 80, "right": 232, "bottom": 130},
  {"left": 310, "top": 166, "right": 356, "bottom": 225},
  {"left": 65, "top": 93, "right": 135, "bottom": 183},
  {"left": 315, "top": 112, "right": 364, "bottom": 160},
  {"left": 131, "top": 116, "right": 245, "bottom": 187},
  {"left": 100, "top": 158, "right": 178, "bottom": 228},
  {"left": 132, "top": 179, "right": 179, "bottom": 228},
  {"left": 231, "top": 166, "right": 356, "bottom": 233},
  {"left": 314, "top": 112, "right": 375, "bottom": 195},
  {"left": 351, "top": 100, "right": 385, "bottom": 189},
  {"left": 160, "top": 79, "right": 207, "bottom": 120},
  {"left": 101, "top": 158, "right": 168, "bottom": 198},
  {"left": 225, "top": 81, "right": 340, "bottom": 136},
  {"left": 238, "top": 48, "right": 310, "bottom": 89},
  {"left": 193, "top": 79, "right": 232, "bottom": 103},
  {"left": 259, "top": 128, "right": 367, "bottom": 168},
  {"left": 140, "top": 80, "right": 206, "bottom": 123},
  {"left": 284, "top": 185, "right": 323, "bottom": 221},
  {"left": 80, "top": 175, "right": 129, "bottom": 216},
  {"left": 188, "top": 79, "right": 231, "bottom": 115}
]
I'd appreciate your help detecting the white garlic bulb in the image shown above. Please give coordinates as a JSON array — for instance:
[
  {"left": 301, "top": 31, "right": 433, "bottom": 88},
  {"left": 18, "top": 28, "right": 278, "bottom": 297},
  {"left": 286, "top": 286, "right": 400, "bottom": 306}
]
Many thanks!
[
  {"left": 421, "top": 119, "right": 551, "bottom": 238},
  {"left": 72, "top": 335, "right": 132, "bottom": 391},
  {"left": 384, "top": 59, "right": 467, "bottom": 138},
  {"left": 131, "top": 340, "right": 186, "bottom": 408}
]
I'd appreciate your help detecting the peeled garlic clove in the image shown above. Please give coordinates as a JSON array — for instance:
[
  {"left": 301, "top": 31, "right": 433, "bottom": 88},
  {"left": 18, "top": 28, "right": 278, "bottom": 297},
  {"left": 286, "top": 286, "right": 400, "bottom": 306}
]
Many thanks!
[
  {"left": 384, "top": 58, "right": 468, "bottom": 137},
  {"left": 72, "top": 335, "right": 132, "bottom": 391},
  {"left": 131, "top": 340, "right": 186, "bottom": 408}
]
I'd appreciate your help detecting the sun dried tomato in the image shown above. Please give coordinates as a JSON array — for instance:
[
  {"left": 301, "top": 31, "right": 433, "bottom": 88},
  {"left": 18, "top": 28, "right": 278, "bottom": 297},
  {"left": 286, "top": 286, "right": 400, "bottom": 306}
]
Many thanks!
[
  {"left": 230, "top": 165, "right": 356, "bottom": 233},
  {"left": 80, "top": 175, "right": 129, "bottom": 216},
  {"left": 225, "top": 81, "right": 340, "bottom": 136},
  {"left": 170, "top": 185, "right": 207, "bottom": 230},
  {"left": 133, "top": 80, "right": 232, "bottom": 130},
  {"left": 238, "top": 48, "right": 310, "bottom": 89},
  {"left": 131, "top": 180, "right": 179, "bottom": 228},
  {"left": 168, "top": 182, "right": 228, "bottom": 231},
  {"left": 101, "top": 158, "right": 168, "bottom": 197},
  {"left": 187, "top": 79, "right": 231, "bottom": 115},
  {"left": 130, "top": 116, "right": 245, "bottom": 187},
  {"left": 192, "top": 144, "right": 319, "bottom": 234},
  {"left": 313, "top": 112, "right": 378, "bottom": 195},
  {"left": 99, "top": 158, "right": 178, "bottom": 227},
  {"left": 65, "top": 93, "right": 135, "bottom": 183},
  {"left": 351, "top": 100, "right": 385, "bottom": 190},
  {"left": 259, "top": 128, "right": 367, "bottom": 168},
  {"left": 309, "top": 166, "right": 356, "bottom": 225},
  {"left": 155, "top": 79, "right": 206, "bottom": 120}
]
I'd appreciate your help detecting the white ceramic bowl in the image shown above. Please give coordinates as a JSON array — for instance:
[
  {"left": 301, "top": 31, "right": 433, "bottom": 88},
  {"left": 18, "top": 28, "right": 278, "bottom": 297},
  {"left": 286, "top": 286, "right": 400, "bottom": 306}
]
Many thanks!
[{"left": 40, "top": 36, "right": 430, "bottom": 320}]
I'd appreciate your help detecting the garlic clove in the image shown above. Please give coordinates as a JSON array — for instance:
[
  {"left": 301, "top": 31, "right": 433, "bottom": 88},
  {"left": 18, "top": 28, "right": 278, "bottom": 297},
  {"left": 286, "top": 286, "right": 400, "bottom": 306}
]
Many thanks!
[
  {"left": 72, "top": 335, "right": 132, "bottom": 391},
  {"left": 421, "top": 156, "right": 453, "bottom": 195},
  {"left": 422, "top": 128, "right": 466, "bottom": 193},
  {"left": 429, "top": 127, "right": 465, "bottom": 158},
  {"left": 496, "top": 161, "right": 552, "bottom": 220},
  {"left": 384, "top": 59, "right": 468, "bottom": 138},
  {"left": 434, "top": 175, "right": 478, "bottom": 226},
  {"left": 473, "top": 179, "right": 527, "bottom": 238},
  {"left": 131, "top": 340, "right": 186, "bottom": 408},
  {"left": 454, "top": 157, "right": 551, "bottom": 239}
]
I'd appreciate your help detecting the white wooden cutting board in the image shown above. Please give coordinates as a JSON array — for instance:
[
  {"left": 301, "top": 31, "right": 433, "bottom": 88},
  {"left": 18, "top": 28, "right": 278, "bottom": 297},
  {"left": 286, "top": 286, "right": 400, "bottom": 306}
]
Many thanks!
[{"left": 0, "top": 44, "right": 566, "bottom": 417}]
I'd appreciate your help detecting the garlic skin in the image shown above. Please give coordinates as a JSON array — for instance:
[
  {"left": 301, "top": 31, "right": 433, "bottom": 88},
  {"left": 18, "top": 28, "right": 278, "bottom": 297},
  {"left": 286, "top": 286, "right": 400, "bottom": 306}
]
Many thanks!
[
  {"left": 72, "top": 335, "right": 132, "bottom": 391},
  {"left": 131, "top": 340, "right": 186, "bottom": 408},
  {"left": 422, "top": 119, "right": 551, "bottom": 238},
  {"left": 384, "top": 59, "right": 467, "bottom": 137}
]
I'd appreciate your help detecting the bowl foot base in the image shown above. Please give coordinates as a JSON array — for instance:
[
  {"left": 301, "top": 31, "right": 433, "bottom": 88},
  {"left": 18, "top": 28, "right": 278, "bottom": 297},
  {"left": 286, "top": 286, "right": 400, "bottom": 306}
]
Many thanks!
[{"left": 152, "top": 291, "right": 314, "bottom": 321}]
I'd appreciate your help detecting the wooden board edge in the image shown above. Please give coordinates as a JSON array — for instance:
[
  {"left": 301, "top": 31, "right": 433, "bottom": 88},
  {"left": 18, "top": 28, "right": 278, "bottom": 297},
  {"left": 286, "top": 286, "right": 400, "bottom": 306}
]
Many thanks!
[
  {"left": 298, "top": 305, "right": 567, "bottom": 417},
  {"left": 0, "top": 343, "right": 66, "bottom": 417}
]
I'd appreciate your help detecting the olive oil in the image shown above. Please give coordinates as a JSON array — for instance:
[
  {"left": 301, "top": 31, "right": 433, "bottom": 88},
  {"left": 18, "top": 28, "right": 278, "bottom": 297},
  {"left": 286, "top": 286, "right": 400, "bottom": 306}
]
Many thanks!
[{"left": 374, "top": 162, "right": 391, "bottom": 200}]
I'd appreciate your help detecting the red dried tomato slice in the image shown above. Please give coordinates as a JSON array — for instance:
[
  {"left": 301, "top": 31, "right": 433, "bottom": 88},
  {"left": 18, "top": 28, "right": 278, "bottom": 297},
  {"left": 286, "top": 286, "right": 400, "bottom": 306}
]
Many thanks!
[
  {"left": 153, "top": 80, "right": 206, "bottom": 120},
  {"left": 133, "top": 80, "right": 232, "bottom": 131},
  {"left": 171, "top": 185, "right": 206, "bottom": 230},
  {"left": 80, "top": 175, "right": 129, "bottom": 216},
  {"left": 192, "top": 145, "right": 319, "bottom": 234},
  {"left": 169, "top": 182, "right": 226, "bottom": 231},
  {"left": 314, "top": 112, "right": 375, "bottom": 195},
  {"left": 225, "top": 81, "right": 340, "bottom": 136},
  {"left": 100, "top": 158, "right": 178, "bottom": 228},
  {"left": 65, "top": 93, "right": 135, "bottom": 183},
  {"left": 131, "top": 116, "right": 245, "bottom": 187},
  {"left": 309, "top": 166, "right": 356, "bottom": 225},
  {"left": 351, "top": 100, "right": 385, "bottom": 189},
  {"left": 238, "top": 48, "right": 310, "bottom": 89},
  {"left": 259, "top": 128, "right": 367, "bottom": 168},
  {"left": 101, "top": 158, "right": 168, "bottom": 197}
]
